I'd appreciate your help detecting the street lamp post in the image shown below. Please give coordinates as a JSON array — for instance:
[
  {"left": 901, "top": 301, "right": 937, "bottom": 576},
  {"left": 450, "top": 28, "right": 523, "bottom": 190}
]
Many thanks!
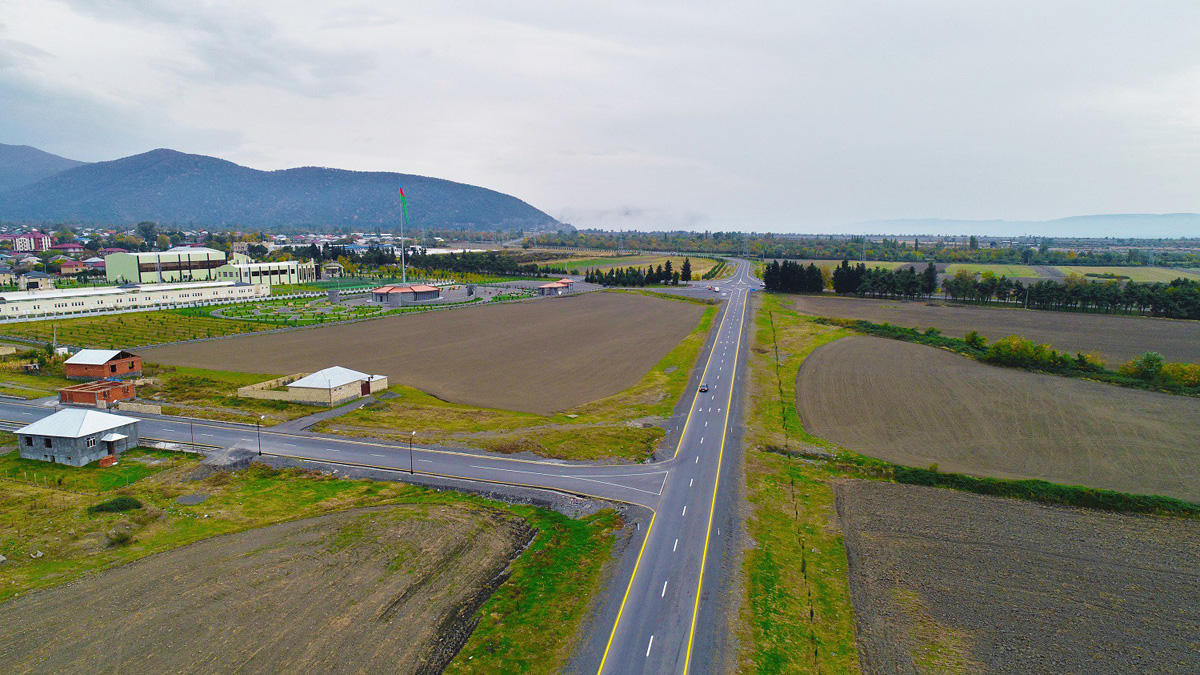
[
  {"left": 190, "top": 420, "right": 195, "bottom": 454},
  {"left": 409, "top": 430, "right": 416, "bottom": 475},
  {"left": 256, "top": 415, "right": 264, "bottom": 455}
]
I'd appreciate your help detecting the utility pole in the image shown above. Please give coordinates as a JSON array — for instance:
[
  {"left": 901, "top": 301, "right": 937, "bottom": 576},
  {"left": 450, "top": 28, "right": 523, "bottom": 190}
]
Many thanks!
[
  {"left": 409, "top": 430, "right": 416, "bottom": 475},
  {"left": 399, "top": 185, "right": 410, "bottom": 284}
]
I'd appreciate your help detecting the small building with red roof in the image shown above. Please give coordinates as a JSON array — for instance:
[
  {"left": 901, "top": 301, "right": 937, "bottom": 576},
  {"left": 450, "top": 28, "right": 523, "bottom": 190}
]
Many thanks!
[{"left": 370, "top": 284, "right": 441, "bottom": 306}]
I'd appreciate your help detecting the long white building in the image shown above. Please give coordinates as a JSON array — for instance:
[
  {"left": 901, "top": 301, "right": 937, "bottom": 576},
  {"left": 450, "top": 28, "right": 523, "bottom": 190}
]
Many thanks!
[
  {"left": 106, "top": 247, "right": 315, "bottom": 286},
  {"left": 0, "top": 281, "right": 269, "bottom": 321}
]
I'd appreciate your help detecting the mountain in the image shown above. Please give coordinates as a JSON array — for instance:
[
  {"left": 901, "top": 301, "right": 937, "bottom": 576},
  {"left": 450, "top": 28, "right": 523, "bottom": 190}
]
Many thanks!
[
  {"left": 852, "top": 214, "right": 1200, "bottom": 238},
  {"left": 0, "top": 143, "right": 87, "bottom": 192},
  {"left": 0, "top": 147, "right": 561, "bottom": 232}
]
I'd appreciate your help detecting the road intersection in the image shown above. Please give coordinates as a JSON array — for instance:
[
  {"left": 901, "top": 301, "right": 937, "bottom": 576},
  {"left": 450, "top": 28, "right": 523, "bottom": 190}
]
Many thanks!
[{"left": 0, "top": 261, "right": 759, "bottom": 674}]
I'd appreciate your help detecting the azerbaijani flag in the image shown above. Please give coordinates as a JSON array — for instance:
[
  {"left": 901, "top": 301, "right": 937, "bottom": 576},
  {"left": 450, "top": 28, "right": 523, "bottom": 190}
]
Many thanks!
[{"left": 398, "top": 185, "right": 410, "bottom": 225}]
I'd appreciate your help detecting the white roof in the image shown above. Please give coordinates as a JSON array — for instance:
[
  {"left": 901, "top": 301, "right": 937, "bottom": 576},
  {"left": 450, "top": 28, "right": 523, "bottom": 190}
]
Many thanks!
[
  {"left": 17, "top": 409, "right": 137, "bottom": 438},
  {"left": 64, "top": 349, "right": 125, "bottom": 365},
  {"left": 289, "top": 366, "right": 374, "bottom": 390}
]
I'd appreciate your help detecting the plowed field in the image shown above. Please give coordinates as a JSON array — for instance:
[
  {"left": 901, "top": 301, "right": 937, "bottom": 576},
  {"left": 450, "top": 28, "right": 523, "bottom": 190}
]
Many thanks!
[
  {"left": 837, "top": 480, "right": 1200, "bottom": 673},
  {"left": 0, "top": 505, "right": 532, "bottom": 673},
  {"left": 142, "top": 292, "right": 705, "bottom": 414},
  {"left": 792, "top": 294, "right": 1200, "bottom": 364},
  {"left": 796, "top": 336, "right": 1200, "bottom": 500}
]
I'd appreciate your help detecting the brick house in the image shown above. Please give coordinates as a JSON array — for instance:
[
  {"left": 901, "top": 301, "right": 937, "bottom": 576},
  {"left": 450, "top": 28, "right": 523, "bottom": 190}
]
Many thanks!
[{"left": 63, "top": 349, "right": 143, "bottom": 381}]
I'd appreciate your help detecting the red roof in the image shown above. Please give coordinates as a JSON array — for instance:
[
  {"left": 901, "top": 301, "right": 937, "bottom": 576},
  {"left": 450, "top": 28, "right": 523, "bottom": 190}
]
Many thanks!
[
  {"left": 539, "top": 282, "right": 568, "bottom": 288},
  {"left": 373, "top": 284, "right": 439, "bottom": 294}
]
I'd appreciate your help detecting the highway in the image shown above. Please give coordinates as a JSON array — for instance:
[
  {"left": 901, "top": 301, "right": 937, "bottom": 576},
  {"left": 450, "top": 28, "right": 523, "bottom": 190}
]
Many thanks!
[{"left": 0, "top": 260, "right": 758, "bottom": 674}]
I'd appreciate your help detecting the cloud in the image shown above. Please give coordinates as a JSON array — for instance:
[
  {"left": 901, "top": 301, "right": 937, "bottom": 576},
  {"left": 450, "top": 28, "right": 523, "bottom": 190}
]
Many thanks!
[{"left": 3, "top": 1, "right": 1200, "bottom": 231}]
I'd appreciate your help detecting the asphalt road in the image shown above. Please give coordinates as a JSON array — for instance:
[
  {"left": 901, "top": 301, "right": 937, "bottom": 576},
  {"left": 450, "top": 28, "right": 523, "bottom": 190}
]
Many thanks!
[{"left": 0, "top": 259, "right": 759, "bottom": 675}]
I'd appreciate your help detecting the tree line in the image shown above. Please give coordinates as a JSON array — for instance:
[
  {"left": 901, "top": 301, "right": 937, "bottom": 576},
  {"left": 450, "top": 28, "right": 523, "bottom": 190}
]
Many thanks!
[
  {"left": 529, "top": 230, "right": 1200, "bottom": 267},
  {"left": 585, "top": 259, "right": 691, "bottom": 286}
]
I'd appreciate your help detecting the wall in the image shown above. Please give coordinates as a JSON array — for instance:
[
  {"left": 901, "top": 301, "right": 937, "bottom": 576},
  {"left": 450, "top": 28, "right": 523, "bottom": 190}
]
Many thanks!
[{"left": 0, "top": 283, "right": 270, "bottom": 320}]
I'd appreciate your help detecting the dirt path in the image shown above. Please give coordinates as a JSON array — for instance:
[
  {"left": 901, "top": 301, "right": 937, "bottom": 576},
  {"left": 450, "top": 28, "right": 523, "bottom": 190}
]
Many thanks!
[
  {"left": 836, "top": 480, "right": 1200, "bottom": 673},
  {"left": 0, "top": 505, "right": 533, "bottom": 673}
]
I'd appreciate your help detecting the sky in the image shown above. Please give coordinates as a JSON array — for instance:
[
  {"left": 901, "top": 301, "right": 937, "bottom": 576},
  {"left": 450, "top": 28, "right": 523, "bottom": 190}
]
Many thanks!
[{"left": 2, "top": 0, "right": 1199, "bottom": 233}]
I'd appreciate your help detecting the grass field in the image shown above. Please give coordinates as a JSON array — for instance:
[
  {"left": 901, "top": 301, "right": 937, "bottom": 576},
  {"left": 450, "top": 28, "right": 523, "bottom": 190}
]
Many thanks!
[
  {"left": 837, "top": 480, "right": 1200, "bottom": 672},
  {"left": 0, "top": 369, "right": 74, "bottom": 399},
  {"left": 143, "top": 292, "right": 708, "bottom": 415},
  {"left": 796, "top": 336, "right": 1200, "bottom": 501},
  {"left": 0, "top": 310, "right": 265, "bottom": 349},
  {"left": 315, "top": 301, "right": 718, "bottom": 461},
  {"left": 0, "top": 460, "right": 618, "bottom": 673},
  {"left": 735, "top": 293, "right": 860, "bottom": 672},
  {"left": 1054, "top": 265, "right": 1200, "bottom": 282},
  {"left": 139, "top": 365, "right": 319, "bottom": 426},
  {"left": 0, "top": 445, "right": 181, "bottom": 493},
  {"left": 792, "top": 293, "right": 1200, "bottom": 365},
  {"left": 943, "top": 263, "right": 1039, "bottom": 277}
]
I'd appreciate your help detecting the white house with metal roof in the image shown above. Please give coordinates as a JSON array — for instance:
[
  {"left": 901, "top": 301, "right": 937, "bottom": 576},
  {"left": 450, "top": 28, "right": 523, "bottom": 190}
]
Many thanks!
[
  {"left": 16, "top": 408, "right": 140, "bottom": 466},
  {"left": 236, "top": 366, "right": 388, "bottom": 406}
]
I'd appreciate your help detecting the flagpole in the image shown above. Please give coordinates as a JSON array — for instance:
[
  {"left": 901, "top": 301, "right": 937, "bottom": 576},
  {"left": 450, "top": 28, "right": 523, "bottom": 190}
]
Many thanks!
[{"left": 399, "top": 186, "right": 408, "bottom": 283}]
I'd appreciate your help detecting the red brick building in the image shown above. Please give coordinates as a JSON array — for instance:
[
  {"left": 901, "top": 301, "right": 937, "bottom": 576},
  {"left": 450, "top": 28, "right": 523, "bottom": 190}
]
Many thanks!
[
  {"left": 63, "top": 349, "right": 143, "bottom": 381},
  {"left": 58, "top": 380, "right": 136, "bottom": 408}
]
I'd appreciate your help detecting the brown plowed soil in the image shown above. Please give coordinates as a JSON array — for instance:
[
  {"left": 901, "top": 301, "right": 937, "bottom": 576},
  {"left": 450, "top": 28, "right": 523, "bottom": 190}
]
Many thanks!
[
  {"left": 792, "top": 294, "right": 1200, "bottom": 365},
  {"left": 796, "top": 336, "right": 1200, "bottom": 501},
  {"left": 0, "top": 505, "right": 533, "bottom": 673},
  {"left": 836, "top": 480, "right": 1200, "bottom": 673},
  {"left": 142, "top": 292, "right": 704, "bottom": 414}
]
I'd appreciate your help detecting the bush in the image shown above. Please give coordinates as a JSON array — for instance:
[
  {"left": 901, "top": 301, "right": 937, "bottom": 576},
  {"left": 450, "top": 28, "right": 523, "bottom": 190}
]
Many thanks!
[
  {"left": 1119, "top": 351, "right": 1165, "bottom": 380},
  {"left": 87, "top": 495, "right": 143, "bottom": 514},
  {"left": 894, "top": 466, "right": 1200, "bottom": 517},
  {"left": 964, "top": 330, "right": 987, "bottom": 349},
  {"left": 106, "top": 529, "right": 134, "bottom": 546}
]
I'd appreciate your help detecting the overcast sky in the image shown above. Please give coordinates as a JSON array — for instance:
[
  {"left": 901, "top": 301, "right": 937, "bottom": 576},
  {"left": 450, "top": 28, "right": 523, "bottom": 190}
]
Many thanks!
[{"left": 2, "top": 1, "right": 1199, "bottom": 232}]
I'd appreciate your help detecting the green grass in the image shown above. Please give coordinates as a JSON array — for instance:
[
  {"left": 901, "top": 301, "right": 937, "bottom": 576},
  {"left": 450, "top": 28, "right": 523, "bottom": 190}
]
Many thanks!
[
  {"left": 1053, "top": 265, "right": 1200, "bottom": 283},
  {"left": 140, "top": 365, "right": 318, "bottom": 426},
  {"left": 320, "top": 305, "right": 718, "bottom": 461},
  {"left": 0, "top": 445, "right": 185, "bottom": 493},
  {"left": 737, "top": 293, "right": 860, "bottom": 672},
  {"left": 0, "top": 310, "right": 266, "bottom": 349},
  {"left": 944, "top": 263, "right": 1039, "bottom": 277},
  {"left": 0, "top": 460, "right": 618, "bottom": 672}
]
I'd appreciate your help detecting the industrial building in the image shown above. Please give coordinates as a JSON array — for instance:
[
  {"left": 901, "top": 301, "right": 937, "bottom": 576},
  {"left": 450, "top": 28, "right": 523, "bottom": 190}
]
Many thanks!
[
  {"left": 16, "top": 408, "right": 140, "bottom": 467},
  {"left": 370, "top": 284, "right": 441, "bottom": 306},
  {"left": 64, "top": 349, "right": 143, "bottom": 381},
  {"left": 237, "top": 366, "right": 388, "bottom": 406},
  {"left": 0, "top": 280, "right": 269, "bottom": 320},
  {"left": 107, "top": 247, "right": 313, "bottom": 286},
  {"left": 215, "top": 259, "right": 315, "bottom": 285},
  {"left": 58, "top": 380, "right": 137, "bottom": 408},
  {"left": 106, "top": 247, "right": 229, "bottom": 283}
]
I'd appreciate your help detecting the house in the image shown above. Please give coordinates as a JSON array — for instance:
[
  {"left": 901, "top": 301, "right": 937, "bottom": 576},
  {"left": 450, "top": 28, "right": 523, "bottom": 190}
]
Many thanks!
[
  {"left": 0, "top": 266, "right": 15, "bottom": 286},
  {"left": 237, "top": 366, "right": 388, "bottom": 406},
  {"left": 370, "top": 284, "right": 441, "bottom": 306},
  {"left": 321, "top": 261, "right": 344, "bottom": 278},
  {"left": 59, "top": 260, "right": 87, "bottom": 275},
  {"left": 50, "top": 242, "right": 85, "bottom": 254},
  {"left": 14, "top": 232, "right": 52, "bottom": 252},
  {"left": 64, "top": 349, "right": 143, "bottom": 381},
  {"left": 18, "top": 272, "right": 55, "bottom": 291},
  {"left": 16, "top": 408, "right": 139, "bottom": 466},
  {"left": 58, "top": 380, "right": 136, "bottom": 408},
  {"left": 83, "top": 257, "right": 106, "bottom": 269},
  {"left": 99, "top": 247, "right": 127, "bottom": 256}
]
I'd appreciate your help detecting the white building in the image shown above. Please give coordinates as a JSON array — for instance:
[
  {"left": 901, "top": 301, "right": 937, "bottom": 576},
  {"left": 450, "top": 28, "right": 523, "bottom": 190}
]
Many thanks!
[{"left": 0, "top": 280, "right": 269, "bottom": 320}]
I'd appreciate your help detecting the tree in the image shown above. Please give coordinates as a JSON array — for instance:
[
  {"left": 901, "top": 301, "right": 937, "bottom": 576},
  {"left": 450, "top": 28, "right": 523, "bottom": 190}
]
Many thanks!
[
  {"left": 681, "top": 258, "right": 692, "bottom": 282},
  {"left": 136, "top": 221, "right": 157, "bottom": 245},
  {"left": 921, "top": 263, "right": 938, "bottom": 296},
  {"left": 969, "top": 235, "right": 979, "bottom": 250},
  {"left": 156, "top": 234, "right": 171, "bottom": 250}
]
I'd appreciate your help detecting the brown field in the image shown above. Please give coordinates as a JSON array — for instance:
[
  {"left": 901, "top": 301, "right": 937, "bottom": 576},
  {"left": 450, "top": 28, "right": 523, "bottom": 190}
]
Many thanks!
[
  {"left": 793, "top": 293, "right": 1200, "bottom": 365},
  {"left": 796, "top": 336, "right": 1200, "bottom": 500},
  {"left": 142, "top": 292, "right": 705, "bottom": 414},
  {"left": 837, "top": 480, "right": 1200, "bottom": 673},
  {"left": 0, "top": 505, "right": 531, "bottom": 673}
]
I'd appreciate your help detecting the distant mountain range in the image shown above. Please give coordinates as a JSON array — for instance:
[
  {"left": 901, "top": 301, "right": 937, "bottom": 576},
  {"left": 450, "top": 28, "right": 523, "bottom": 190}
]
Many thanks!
[
  {"left": 853, "top": 214, "right": 1200, "bottom": 239},
  {"left": 0, "top": 144, "right": 561, "bottom": 232}
]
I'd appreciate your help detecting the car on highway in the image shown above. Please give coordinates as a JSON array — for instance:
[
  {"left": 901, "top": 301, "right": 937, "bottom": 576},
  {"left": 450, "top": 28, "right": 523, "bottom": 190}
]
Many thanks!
[{"left": 698, "top": 383, "right": 709, "bottom": 392}]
